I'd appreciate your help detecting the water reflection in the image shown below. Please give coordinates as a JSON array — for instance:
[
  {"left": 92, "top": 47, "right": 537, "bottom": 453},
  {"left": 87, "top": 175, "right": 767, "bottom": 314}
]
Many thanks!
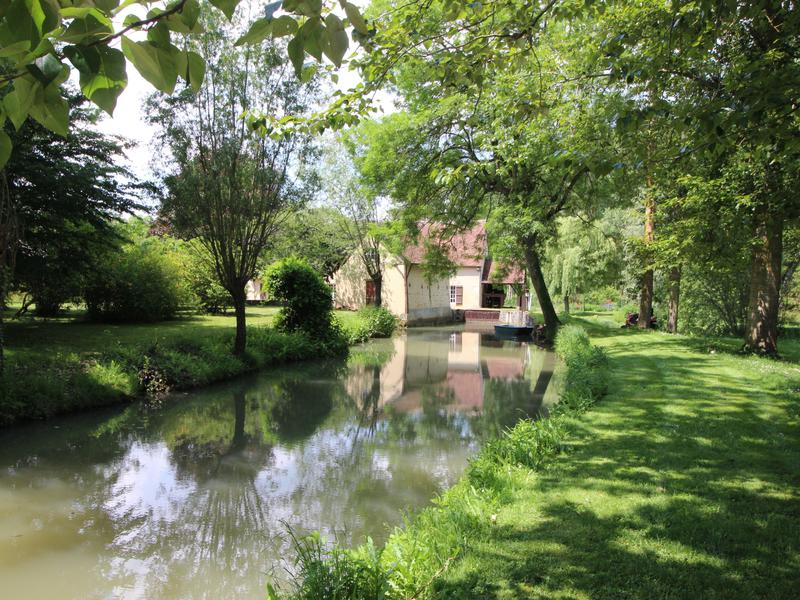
[{"left": 0, "top": 327, "right": 555, "bottom": 600}]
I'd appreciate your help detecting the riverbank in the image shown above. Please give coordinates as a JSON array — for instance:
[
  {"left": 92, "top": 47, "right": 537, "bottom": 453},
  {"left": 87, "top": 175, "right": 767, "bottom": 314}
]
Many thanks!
[
  {"left": 0, "top": 307, "right": 382, "bottom": 426},
  {"left": 280, "top": 316, "right": 800, "bottom": 599},
  {"left": 279, "top": 324, "right": 608, "bottom": 599},
  {"left": 434, "top": 315, "right": 800, "bottom": 598}
]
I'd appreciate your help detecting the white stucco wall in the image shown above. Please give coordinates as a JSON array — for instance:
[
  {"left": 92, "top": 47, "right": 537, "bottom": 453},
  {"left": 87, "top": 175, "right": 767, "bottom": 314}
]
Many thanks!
[
  {"left": 332, "top": 251, "right": 451, "bottom": 323},
  {"left": 331, "top": 253, "right": 369, "bottom": 310},
  {"left": 449, "top": 266, "right": 483, "bottom": 309},
  {"left": 406, "top": 266, "right": 451, "bottom": 322}
]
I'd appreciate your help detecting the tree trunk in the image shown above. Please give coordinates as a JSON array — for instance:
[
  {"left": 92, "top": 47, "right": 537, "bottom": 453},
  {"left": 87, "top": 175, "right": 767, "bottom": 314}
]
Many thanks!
[
  {"left": 638, "top": 193, "right": 656, "bottom": 329},
  {"left": 232, "top": 288, "right": 247, "bottom": 356},
  {"left": 522, "top": 239, "right": 560, "bottom": 343},
  {"left": 372, "top": 274, "right": 383, "bottom": 307},
  {"left": 563, "top": 294, "right": 569, "bottom": 315},
  {"left": 667, "top": 265, "right": 681, "bottom": 334},
  {"left": 744, "top": 203, "right": 783, "bottom": 355}
]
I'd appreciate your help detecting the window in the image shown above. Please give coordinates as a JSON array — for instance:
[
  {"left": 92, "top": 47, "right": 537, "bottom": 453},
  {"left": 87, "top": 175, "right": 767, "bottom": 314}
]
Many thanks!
[{"left": 450, "top": 285, "right": 463, "bottom": 305}]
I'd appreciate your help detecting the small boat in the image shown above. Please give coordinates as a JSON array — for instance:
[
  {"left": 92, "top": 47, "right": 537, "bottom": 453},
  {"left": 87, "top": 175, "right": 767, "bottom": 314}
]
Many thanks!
[{"left": 494, "top": 324, "right": 534, "bottom": 338}]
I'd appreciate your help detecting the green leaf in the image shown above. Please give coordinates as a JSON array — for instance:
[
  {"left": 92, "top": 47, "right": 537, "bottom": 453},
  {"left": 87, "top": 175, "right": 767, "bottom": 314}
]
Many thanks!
[
  {"left": 3, "top": 92, "right": 23, "bottom": 129},
  {"left": 296, "top": 0, "right": 321, "bottom": 17},
  {"left": 120, "top": 37, "right": 179, "bottom": 94},
  {"left": 147, "top": 21, "right": 170, "bottom": 46},
  {"left": 122, "top": 13, "right": 141, "bottom": 27},
  {"left": 0, "top": 40, "right": 30, "bottom": 57},
  {"left": 287, "top": 34, "right": 304, "bottom": 76},
  {"left": 322, "top": 13, "right": 347, "bottom": 67},
  {"left": 0, "top": 131, "right": 12, "bottom": 169},
  {"left": 343, "top": 1, "right": 368, "bottom": 35},
  {"left": 235, "top": 16, "right": 272, "bottom": 46},
  {"left": 209, "top": 0, "right": 239, "bottom": 20},
  {"left": 64, "top": 44, "right": 127, "bottom": 114},
  {"left": 272, "top": 15, "right": 298, "bottom": 37},
  {"left": 161, "top": 0, "right": 202, "bottom": 33},
  {"left": 28, "top": 85, "right": 68, "bottom": 136},
  {"left": 299, "top": 18, "right": 322, "bottom": 60},
  {"left": 1, "top": 0, "right": 44, "bottom": 48},
  {"left": 59, "top": 6, "right": 111, "bottom": 27},
  {"left": 26, "top": 54, "right": 63, "bottom": 86},
  {"left": 93, "top": 0, "right": 119, "bottom": 12},
  {"left": 179, "top": 0, "right": 200, "bottom": 28},
  {"left": 27, "top": 0, "right": 60, "bottom": 37},
  {"left": 185, "top": 50, "right": 204, "bottom": 93},
  {"left": 61, "top": 13, "right": 113, "bottom": 44}
]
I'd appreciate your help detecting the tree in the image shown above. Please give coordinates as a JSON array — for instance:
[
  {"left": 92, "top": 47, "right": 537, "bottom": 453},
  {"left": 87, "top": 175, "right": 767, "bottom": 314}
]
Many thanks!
[
  {"left": 84, "top": 219, "right": 192, "bottom": 322},
  {"left": 590, "top": 0, "right": 800, "bottom": 353},
  {"left": 4, "top": 93, "right": 142, "bottom": 316},
  {"left": 262, "top": 207, "right": 352, "bottom": 280},
  {"left": 323, "top": 138, "right": 384, "bottom": 306},
  {"left": 348, "top": 19, "right": 622, "bottom": 341},
  {"left": 544, "top": 216, "right": 622, "bottom": 315},
  {"left": 0, "top": 0, "right": 373, "bottom": 164},
  {"left": 152, "top": 13, "right": 320, "bottom": 354}
]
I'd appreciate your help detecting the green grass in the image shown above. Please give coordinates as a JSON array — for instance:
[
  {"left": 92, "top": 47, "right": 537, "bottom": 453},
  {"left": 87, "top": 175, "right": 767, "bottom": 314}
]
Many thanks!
[
  {"left": 0, "top": 306, "right": 370, "bottom": 425},
  {"left": 277, "top": 324, "right": 609, "bottom": 600},
  {"left": 435, "top": 314, "right": 800, "bottom": 599},
  {"left": 3, "top": 306, "right": 365, "bottom": 359}
]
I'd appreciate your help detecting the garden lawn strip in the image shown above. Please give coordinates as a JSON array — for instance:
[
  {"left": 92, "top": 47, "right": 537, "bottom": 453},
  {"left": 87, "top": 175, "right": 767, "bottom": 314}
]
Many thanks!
[{"left": 434, "top": 320, "right": 800, "bottom": 599}]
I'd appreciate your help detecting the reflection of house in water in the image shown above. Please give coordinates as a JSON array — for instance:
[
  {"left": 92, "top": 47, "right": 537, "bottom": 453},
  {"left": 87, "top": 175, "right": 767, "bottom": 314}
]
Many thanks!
[{"left": 346, "top": 331, "right": 542, "bottom": 418}]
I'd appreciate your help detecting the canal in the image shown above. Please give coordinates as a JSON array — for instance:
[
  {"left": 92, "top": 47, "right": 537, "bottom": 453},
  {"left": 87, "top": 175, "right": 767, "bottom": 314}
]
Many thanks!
[{"left": 0, "top": 326, "right": 556, "bottom": 599}]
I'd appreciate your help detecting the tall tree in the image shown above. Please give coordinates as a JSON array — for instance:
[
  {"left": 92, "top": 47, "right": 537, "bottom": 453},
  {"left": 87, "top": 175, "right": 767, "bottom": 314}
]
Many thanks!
[
  {"left": 152, "top": 13, "right": 320, "bottom": 354},
  {"left": 5, "top": 94, "right": 142, "bottom": 316},
  {"left": 349, "top": 18, "right": 621, "bottom": 341},
  {"left": 261, "top": 207, "right": 352, "bottom": 280},
  {"left": 543, "top": 215, "right": 622, "bottom": 315},
  {"left": 323, "top": 138, "right": 384, "bottom": 306},
  {"left": 591, "top": 0, "right": 800, "bottom": 353}
]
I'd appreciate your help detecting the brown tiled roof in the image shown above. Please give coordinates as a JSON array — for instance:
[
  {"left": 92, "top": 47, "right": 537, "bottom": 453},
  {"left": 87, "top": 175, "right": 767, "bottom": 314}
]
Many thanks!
[
  {"left": 404, "top": 221, "right": 487, "bottom": 266},
  {"left": 483, "top": 260, "right": 526, "bottom": 284}
]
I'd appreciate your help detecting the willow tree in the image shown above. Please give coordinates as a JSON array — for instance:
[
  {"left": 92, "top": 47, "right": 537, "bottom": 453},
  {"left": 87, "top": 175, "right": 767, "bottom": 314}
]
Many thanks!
[{"left": 151, "top": 13, "right": 320, "bottom": 355}]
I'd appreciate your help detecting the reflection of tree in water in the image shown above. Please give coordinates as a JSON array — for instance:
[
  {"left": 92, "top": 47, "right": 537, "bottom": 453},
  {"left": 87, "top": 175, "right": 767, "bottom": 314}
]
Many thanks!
[
  {"left": 94, "top": 361, "right": 350, "bottom": 597},
  {"left": 472, "top": 355, "right": 555, "bottom": 440},
  {"left": 380, "top": 385, "right": 471, "bottom": 443}
]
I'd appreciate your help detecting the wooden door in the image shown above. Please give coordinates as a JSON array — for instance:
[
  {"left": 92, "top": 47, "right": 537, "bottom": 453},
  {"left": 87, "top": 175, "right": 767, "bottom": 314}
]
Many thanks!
[{"left": 365, "top": 280, "right": 376, "bottom": 305}]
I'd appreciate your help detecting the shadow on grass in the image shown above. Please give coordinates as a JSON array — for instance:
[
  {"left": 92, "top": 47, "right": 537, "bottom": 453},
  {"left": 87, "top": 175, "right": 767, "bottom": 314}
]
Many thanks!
[{"left": 433, "top": 323, "right": 800, "bottom": 599}]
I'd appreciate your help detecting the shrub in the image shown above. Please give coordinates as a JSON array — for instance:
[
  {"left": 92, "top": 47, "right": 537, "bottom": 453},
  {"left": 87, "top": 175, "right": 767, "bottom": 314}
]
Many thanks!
[
  {"left": 85, "top": 242, "right": 187, "bottom": 322},
  {"left": 265, "top": 258, "right": 334, "bottom": 335},
  {"left": 344, "top": 307, "right": 399, "bottom": 344},
  {"left": 264, "top": 258, "right": 348, "bottom": 355},
  {"left": 359, "top": 306, "right": 398, "bottom": 338},
  {"left": 554, "top": 324, "right": 609, "bottom": 411}
]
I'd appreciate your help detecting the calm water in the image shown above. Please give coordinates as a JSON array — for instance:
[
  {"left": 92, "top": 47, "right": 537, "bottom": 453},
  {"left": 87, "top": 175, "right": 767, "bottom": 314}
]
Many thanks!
[{"left": 0, "top": 327, "right": 556, "bottom": 600}]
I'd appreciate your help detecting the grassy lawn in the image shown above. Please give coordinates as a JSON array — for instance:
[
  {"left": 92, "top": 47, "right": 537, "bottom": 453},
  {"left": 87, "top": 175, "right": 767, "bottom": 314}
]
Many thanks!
[
  {"left": 435, "top": 313, "right": 800, "bottom": 599},
  {"left": 0, "top": 306, "right": 369, "bottom": 425},
  {"left": 4, "top": 305, "right": 362, "bottom": 359}
]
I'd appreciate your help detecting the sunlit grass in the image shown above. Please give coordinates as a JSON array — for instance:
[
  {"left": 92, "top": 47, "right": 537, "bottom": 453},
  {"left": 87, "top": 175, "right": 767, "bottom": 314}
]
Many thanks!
[
  {"left": 4, "top": 305, "right": 363, "bottom": 359},
  {"left": 436, "top": 315, "right": 800, "bottom": 598}
]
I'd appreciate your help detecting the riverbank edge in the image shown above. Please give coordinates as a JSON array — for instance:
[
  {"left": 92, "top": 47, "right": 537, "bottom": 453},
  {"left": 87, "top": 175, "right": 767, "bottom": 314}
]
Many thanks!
[
  {"left": 275, "top": 324, "right": 608, "bottom": 600},
  {"left": 0, "top": 314, "right": 391, "bottom": 427}
]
